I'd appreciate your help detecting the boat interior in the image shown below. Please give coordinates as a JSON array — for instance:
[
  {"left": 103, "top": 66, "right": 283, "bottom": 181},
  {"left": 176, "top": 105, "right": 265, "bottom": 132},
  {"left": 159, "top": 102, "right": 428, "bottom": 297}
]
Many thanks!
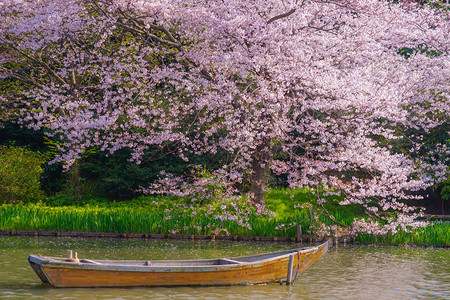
[{"left": 37, "top": 248, "right": 305, "bottom": 267}]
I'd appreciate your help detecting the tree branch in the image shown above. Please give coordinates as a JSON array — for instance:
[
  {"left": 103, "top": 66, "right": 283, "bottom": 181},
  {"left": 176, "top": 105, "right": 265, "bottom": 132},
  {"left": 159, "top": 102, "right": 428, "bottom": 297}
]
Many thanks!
[
  {"left": 8, "top": 45, "right": 67, "bottom": 85},
  {"left": 116, "top": 22, "right": 183, "bottom": 50},
  {"left": 0, "top": 66, "right": 43, "bottom": 88},
  {"left": 320, "top": 203, "right": 351, "bottom": 228},
  {"left": 267, "top": 9, "right": 296, "bottom": 24}
]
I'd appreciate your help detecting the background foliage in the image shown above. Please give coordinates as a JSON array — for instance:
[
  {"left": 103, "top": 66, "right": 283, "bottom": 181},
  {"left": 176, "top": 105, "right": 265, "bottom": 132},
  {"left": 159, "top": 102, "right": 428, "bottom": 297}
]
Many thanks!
[{"left": 0, "top": 145, "right": 45, "bottom": 204}]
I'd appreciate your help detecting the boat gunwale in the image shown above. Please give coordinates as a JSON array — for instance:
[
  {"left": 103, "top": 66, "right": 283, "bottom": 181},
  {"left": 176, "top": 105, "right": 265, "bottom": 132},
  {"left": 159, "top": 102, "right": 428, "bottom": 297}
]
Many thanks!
[{"left": 28, "top": 242, "right": 328, "bottom": 273}]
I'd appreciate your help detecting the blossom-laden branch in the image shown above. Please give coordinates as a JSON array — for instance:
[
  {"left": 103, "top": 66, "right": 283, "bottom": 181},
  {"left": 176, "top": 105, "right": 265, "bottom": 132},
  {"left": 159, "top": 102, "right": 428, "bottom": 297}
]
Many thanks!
[{"left": 0, "top": 0, "right": 448, "bottom": 234}]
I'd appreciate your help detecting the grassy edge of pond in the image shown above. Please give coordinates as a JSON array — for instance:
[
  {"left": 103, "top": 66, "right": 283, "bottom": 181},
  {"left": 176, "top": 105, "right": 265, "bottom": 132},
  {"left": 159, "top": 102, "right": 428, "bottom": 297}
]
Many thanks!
[{"left": 0, "top": 188, "right": 448, "bottom": 247}]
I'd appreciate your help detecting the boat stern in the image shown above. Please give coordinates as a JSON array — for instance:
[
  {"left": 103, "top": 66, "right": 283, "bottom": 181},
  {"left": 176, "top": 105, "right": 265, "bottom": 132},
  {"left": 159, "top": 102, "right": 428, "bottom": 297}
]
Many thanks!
[{"left": 28, "top": 255, "right": 50, "bottom": 284}]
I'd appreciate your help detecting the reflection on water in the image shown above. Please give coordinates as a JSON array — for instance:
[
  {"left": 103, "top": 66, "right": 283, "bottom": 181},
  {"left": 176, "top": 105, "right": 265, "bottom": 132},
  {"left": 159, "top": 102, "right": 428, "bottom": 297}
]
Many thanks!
[{"left": 0, "top": 237, "right": 448, "bottom": 299}]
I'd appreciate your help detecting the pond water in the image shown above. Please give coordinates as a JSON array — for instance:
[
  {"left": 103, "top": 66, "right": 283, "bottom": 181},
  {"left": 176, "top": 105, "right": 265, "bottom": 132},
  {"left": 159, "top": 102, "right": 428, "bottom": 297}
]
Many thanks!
[{"left": 0, "top": 237, "right": 448, "bottom": 299}]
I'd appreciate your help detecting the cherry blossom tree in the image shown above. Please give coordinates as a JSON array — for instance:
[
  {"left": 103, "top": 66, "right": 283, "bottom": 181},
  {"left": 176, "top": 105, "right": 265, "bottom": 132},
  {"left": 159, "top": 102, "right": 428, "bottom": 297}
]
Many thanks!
[{"left": 1, "top": 0, "right": 448, "bottom": 233}]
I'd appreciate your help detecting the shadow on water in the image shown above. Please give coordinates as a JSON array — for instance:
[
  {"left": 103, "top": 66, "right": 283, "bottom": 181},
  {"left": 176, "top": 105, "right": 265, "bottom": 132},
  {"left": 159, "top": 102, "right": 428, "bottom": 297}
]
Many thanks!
[{"left": 0, "top": 236, "right": 449, "bottom": 299}]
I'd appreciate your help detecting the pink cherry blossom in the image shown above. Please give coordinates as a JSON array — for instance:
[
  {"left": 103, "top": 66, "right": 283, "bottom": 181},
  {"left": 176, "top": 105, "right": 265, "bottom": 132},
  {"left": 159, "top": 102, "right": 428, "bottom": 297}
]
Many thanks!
[{"left": 1, "top": 0, "right": 448, "bottom": 233}]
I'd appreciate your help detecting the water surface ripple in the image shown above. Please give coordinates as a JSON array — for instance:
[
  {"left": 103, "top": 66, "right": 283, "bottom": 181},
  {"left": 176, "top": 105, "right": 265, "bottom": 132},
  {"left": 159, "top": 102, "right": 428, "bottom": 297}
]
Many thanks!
[{"left": 0, "top": 237, "right": 448, "bottom": 299}]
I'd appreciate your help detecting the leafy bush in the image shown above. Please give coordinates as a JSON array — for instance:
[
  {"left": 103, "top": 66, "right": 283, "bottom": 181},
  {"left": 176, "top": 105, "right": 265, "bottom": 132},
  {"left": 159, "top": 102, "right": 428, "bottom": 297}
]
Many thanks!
[
  {"left": 80, "top": 148, "right": 185, "bottom": 200},
  {"left": 0, "top": 123, "right": 66, "bottom": 195},
  {"left": 0, "top": 146, "right": 45, "bottom": 203}
]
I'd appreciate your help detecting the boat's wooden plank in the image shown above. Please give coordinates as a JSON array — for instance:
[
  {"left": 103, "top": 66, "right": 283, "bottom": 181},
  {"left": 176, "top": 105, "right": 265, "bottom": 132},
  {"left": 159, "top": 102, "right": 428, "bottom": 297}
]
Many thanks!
[
  {"left": 80, "top": 259, "right": 102, "bottom": 265},
  {"left": 219, "top": 258, "right": 242, "bottom": 265},
  {"left": 229, "top": 247, "right": 315, "bottom": 262},
  {"left": 42, "top": 258, "right": 292, "bottom": 287},
  {"left": 29, "top": 261, "right": 50, "bottom": 283}
]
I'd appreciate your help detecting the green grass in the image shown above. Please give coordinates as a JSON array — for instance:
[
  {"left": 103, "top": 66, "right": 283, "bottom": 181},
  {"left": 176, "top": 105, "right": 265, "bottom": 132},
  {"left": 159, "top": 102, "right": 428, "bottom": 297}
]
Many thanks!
[
  {"left": 0, "top": 189, "right": 354, "bottom": 238},
  {"left": 0, "top": 202, "right": 276, "bottom": 236},
  {"left": 0, "top": 188, "right": 448, "bottom": 247}
]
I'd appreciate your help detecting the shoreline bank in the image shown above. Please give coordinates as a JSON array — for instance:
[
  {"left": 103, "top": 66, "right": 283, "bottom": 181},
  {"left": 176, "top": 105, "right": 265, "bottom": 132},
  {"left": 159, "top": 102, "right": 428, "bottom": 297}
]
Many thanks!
[
  {"left": 0, "top": 229, "right": 339, "bottom": 244},
  {"left": 3, "top": 229, "right": 448, "bottom": 248},
  {"left": 0, "top": 229, "right": 357, "bottom": 246}
]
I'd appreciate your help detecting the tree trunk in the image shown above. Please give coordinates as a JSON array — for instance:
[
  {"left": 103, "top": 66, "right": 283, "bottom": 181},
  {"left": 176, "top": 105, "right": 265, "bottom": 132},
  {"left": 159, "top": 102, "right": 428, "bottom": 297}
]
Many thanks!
[
  {"left": 249, "top": 140, "right": 271, "bottom": 210},
  {"left": 68, "top": 159, "right": 83, "bottom": 202},
  {"left": 250, "top": 158, "right": 269, "bottom": 208}
]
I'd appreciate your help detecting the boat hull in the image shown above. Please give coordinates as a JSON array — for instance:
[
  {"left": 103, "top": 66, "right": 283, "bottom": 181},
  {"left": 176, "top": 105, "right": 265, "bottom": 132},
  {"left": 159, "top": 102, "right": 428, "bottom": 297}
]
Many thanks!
[{"left": 29, "top": 241, "right": 328, "bottom": 287}]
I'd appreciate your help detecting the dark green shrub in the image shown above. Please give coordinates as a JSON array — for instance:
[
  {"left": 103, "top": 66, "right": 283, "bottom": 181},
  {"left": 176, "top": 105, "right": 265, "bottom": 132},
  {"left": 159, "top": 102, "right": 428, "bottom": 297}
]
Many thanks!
[
  {"left": 0, "top": 122, "right": 65, "bottom": 195},
  {"left": 80, "top": 147, "right": 187, "bottom": 200},
  {"left": 0, "top": 145, "right": 45, "bottom": 203}
]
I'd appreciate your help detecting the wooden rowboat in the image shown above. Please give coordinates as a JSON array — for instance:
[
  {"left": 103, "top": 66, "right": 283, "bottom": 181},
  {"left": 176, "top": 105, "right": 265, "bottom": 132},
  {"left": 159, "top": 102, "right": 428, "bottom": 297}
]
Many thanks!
[{"left": 28, "top": 241, "right": 329, "bottom": 288}]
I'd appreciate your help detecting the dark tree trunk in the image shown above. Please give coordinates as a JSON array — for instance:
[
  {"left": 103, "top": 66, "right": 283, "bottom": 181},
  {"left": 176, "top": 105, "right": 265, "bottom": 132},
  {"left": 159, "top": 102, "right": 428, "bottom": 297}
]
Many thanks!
[
  {"left": 68, "top": 159, "right": 83, "bottom": 201},
  {"left": 249, "top": 140, "right": 271, "bottom": 210},
  {"left": 250, "top": 157, "right": 269, "bottom": 207}
]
